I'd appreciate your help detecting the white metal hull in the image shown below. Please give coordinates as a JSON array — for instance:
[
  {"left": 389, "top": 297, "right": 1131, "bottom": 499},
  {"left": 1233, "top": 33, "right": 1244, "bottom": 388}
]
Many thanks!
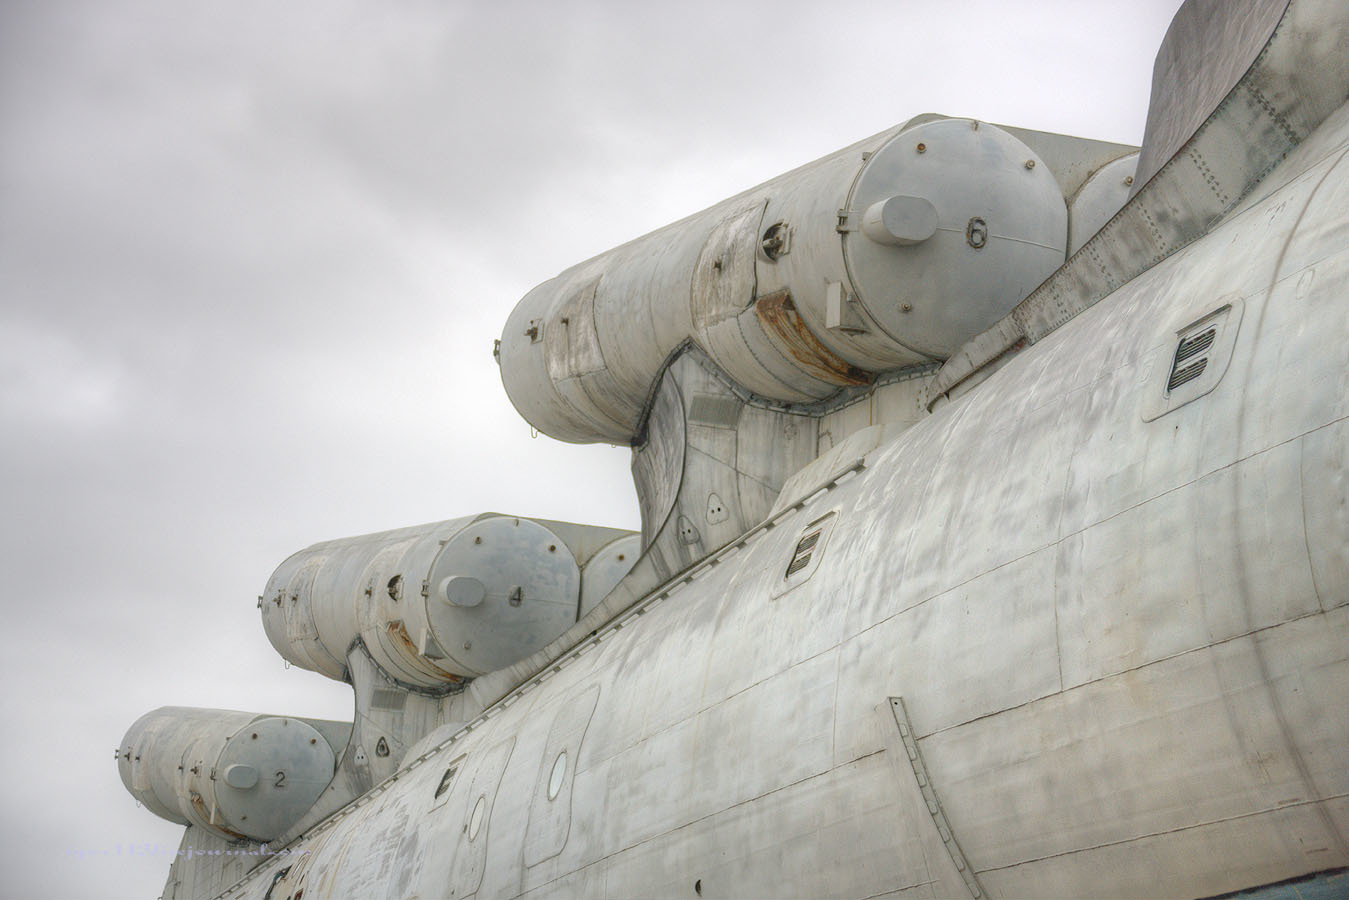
[{"left": 211, "top": 95, "right": 1349, "bottom": 900}]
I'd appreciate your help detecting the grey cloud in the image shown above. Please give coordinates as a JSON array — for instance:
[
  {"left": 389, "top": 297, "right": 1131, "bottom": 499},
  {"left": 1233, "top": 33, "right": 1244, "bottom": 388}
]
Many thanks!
[{"left": 0, "top": 2, "right": 1184, "bottom": 897}]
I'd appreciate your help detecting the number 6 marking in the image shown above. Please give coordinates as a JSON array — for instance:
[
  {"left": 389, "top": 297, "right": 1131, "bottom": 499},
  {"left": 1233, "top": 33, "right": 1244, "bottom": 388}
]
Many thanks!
[{"left": 966, "top": 217, "right": 988, "bottom": 249}]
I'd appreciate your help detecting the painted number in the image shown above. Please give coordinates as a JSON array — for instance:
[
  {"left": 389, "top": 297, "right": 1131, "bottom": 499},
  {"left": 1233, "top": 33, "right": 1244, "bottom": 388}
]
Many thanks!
[{"left": 966, "top": 217, "right": 988, "bottom": 249}]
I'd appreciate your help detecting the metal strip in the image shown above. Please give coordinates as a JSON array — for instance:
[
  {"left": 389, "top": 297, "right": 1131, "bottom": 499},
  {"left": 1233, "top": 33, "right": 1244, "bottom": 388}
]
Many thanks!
[
  {"left": 921, "top": 0, "right": 1343, "bottom": 410},
  {"left": 888, "top": 697, "right": 986, "bottom": 899}
]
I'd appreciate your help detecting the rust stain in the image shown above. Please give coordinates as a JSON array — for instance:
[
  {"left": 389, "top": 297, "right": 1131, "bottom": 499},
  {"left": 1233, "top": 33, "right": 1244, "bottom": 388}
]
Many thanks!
[
  {"left": 189, "top": 791, "right": 251, "bottom": 841},
  {"left": 387, "top": 620, "right": 463, "bottom": 683},
  {"left": 754, "top": 289, "right": 871, "bottom": 386}
]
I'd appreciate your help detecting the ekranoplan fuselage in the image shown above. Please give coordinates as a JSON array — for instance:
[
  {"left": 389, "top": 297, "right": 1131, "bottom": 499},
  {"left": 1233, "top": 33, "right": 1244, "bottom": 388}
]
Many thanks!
[{"left": 118, "top": 1, "right": 1349, "bottom": 897}]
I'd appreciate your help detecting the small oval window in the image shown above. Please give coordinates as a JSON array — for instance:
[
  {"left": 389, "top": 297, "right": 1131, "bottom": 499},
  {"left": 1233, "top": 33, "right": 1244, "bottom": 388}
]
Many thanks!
[
  {"left": 547, "top": 751, "right": 568, "bottom": 800},
  {"left": 468, "top": 795, "right": 486, "bottom": 840}
]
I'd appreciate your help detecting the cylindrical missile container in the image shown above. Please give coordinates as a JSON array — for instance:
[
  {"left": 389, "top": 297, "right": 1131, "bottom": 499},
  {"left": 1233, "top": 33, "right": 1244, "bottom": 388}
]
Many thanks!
[
  {"left": 499, "top": 115, "right": 1070, "bottom": 444},
  {"left": 117, "top": 707, "right": 346, "bottom": 843},
  {"left": 260, "top": 514, "right": 638, "bottom": 686},
  {"left": 1068, "top": 151, "right": 1140, "bottom": 255}
]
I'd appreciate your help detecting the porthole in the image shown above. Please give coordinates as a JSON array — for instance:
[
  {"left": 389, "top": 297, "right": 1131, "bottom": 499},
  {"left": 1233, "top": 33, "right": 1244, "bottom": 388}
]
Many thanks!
[
  {"left": 760, "top": 221, "right": 791, "bottom": 261},
  {"left": 547, "top": 751, "right": 568, "bottom": 800},
  {"left": 468, "top": 795, "right": 486, "bottom": 840}
]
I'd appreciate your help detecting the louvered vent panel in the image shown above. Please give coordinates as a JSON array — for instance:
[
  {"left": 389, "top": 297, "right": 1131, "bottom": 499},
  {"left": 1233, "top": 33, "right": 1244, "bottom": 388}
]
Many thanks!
[
  {"left": 1142, "top": 300, "right": 1239, "bottom": 423},
  {"left": 1166, "top": 326, "right": 1217, "bottom": 392},
  {"left": 688, "top": 395, "right": 743, "bottom": 429},
  {"left": 1174, "top": 328, "right": 1216, "bottom": 363},
  {"left": 785, "top": 530, "right": 821, "bottom": 577},
  {"left": 1167, "top": 358, "right": 1209, "bottom": 390},
  {"left": 371, "top": 688, "right": 408, "bottom": 710}
]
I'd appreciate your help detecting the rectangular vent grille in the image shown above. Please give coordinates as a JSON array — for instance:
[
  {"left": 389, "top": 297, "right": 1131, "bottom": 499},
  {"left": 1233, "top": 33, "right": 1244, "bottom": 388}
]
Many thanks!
[
  {"left": 434, "top": 765, "right": 458, "bottom": 799},
  {"left": 1167, "top": 326, "right": 1216, "bottom": 391},
  {"left": 688, "top": 395, "right": 743, "bottom": 429},
  {"left": 785, "top": 530, "right": 822, "bottom": 578},
  {"left": 1167, "top": 358, "right": 1208, "bottom": 390},
  {"left": 1174, "top": 328, "right": 1215, "bottom": 363},
  {"left": 371, "top": 688, "right": 407, "bottom": 710}
]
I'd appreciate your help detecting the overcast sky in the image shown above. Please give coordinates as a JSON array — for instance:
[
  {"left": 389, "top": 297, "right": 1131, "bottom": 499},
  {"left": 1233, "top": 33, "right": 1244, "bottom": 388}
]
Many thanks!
[{"left": 0, "top": 2, "right": 1185, "bottom": 897}]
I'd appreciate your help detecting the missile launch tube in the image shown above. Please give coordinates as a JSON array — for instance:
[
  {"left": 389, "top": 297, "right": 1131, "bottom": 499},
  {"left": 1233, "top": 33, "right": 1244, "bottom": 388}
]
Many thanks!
[
  {"left": 117, "top": 707, "right": 345, "bottom": 843},
  {"left": 260, "top": 514, "right": 638, "bottom": 686},
  {"left": 499, "top": 115, "right": 1069, "bottom": 444}
]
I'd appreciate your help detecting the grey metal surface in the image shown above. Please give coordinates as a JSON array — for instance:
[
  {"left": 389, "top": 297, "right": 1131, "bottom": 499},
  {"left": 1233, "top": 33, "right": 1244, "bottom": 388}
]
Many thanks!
[
  {"left": 259, "top": 513, "right": 634, "bottom": 686},
  {"left": 214, "top": 88, "right": 1346, "bottom": 894},
  {"left": 630, "top": 350, "right": 818, "bottom": 583},
  {"left": 424, "top": 517, "right": 580, "bottom": 677},
  {"left": 1067, "top": 151, "right": 1139, "bottom": 255},
  {"left": 924, "top": 0, "right": 1349, "bottom": 406},
  {"left": 118, "top": 0, "right": 1349, "bottom": 897},
  {"left": 888, "top": 697, "right": 985, "bottom": 899},
  {"left": 117, "top": 707, "right": 345, "bottom": 843},
  {"left": 578, "top": 534, "right": 641, "bottom": 619},
  {"left": 499, "top": 117, "right": 1120, "bottom": 445},
  {"left": 840, "top": 117, "right": 1066, "bottom": 358},
  {"left": 212, "top": 716, "right": 335, "bottom": 842},
  {"left": 1131, "top": 0, "right": 1290, "bottom": 192}
]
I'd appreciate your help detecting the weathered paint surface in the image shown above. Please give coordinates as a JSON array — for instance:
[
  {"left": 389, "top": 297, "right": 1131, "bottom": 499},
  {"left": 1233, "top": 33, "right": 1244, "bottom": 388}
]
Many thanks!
[
  {"left": 120, "top": 1, "right": 1349, "bottom": 897},
  {"left": 213, "top": 82, "right": 1347, "bottom": 899},
  {"left": 754, "top": 290, "right": 871, "bottom": 386}
]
